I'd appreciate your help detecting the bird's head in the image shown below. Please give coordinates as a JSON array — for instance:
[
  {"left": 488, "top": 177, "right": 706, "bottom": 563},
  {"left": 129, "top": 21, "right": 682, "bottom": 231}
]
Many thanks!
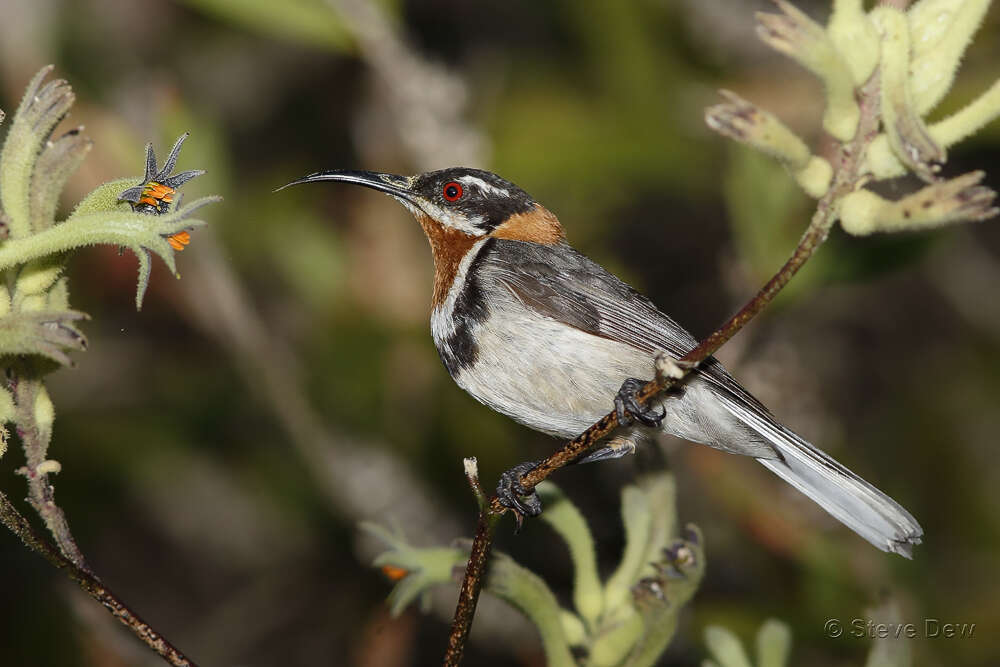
[{"left": 280, "top": 167, "right": 565, "bottom": 245}]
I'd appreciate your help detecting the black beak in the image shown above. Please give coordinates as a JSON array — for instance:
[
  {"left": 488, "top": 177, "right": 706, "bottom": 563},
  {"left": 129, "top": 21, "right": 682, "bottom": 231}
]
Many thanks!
[{"left": 276, "top": 169, "right": 416, "bottom": 203}]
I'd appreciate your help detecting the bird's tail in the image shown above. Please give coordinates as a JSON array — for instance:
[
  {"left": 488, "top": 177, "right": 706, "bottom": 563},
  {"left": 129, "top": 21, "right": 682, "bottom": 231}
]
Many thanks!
[{"left": 715, "top": 393, "right": 923, "bottom": 558}]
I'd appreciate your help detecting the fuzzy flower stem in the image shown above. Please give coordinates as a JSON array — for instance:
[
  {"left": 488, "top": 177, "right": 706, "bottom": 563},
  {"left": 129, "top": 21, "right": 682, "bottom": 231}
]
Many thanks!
[
  {"left": 11, "top": 372, "right": 88, "bottom": 569},
  {"left": 932, "top": 77, "right": 1000, "bottom": 148}
]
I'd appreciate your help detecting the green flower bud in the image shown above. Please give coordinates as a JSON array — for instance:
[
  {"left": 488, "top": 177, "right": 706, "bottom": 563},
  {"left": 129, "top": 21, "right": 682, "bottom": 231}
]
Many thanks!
[
  {"left": 873, "top": 6, "right": 945, "bottom": 180},
  {"left": 793, "top": 156, "right": 833, "bottom": 199},
  {"left": 705, "top": 90, "right": 830, "bottom": 197},
  {"left": 841, "top": 172, "right": 997, "bottom": 235},
  {"left": 827, "top": 0, "right": 880, "bottom": 85},
  {"left": 909, "top": 0, "right": 991, "bottom": 114},
  {"left": 756, "top": 0, "right": 859, "bottom": 140},
  {"left": 705, "top": 90, "right": 812, "bottom": 170}
]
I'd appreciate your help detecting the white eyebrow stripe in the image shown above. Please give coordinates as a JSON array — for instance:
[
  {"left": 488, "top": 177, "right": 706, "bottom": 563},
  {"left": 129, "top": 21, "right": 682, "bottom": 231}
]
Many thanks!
[{"left": 457, "top": 175, "right": 510, "bottom": 198}]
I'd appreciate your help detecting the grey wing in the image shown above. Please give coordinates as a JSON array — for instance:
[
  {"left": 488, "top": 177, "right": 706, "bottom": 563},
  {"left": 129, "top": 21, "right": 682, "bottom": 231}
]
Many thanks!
[
  {"left": 480, "top": 241, "right": 925, "bottom": 555},
  {"left": 482, "top": 239, "right": 771, "bottom": 416}
]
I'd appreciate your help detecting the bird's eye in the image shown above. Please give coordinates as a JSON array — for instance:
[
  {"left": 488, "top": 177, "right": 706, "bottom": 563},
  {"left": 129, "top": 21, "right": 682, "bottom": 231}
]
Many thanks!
[{"left": 442, "top": 181, "right": 463, "bottom": 202}]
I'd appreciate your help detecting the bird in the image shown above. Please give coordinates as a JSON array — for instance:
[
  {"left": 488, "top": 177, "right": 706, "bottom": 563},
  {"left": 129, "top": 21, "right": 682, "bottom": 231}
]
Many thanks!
[{"left": 280, "top": 166, "right": 923, "bottom": 558}]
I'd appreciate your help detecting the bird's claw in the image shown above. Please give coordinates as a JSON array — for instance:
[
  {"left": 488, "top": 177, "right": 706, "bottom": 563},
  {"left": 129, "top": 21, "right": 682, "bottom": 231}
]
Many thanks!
[
  {"left": 614, "top": 377, "right": 665, "bottom": 427},
  {"left": 496, "top": 461, "right": 542, "bottom": 531}
]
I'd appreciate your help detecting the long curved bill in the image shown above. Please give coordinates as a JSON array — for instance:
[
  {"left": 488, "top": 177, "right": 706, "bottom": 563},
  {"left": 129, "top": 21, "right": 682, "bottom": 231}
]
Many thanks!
[{"left": 276, "top": 169, "right": 416, "bottom": 204}]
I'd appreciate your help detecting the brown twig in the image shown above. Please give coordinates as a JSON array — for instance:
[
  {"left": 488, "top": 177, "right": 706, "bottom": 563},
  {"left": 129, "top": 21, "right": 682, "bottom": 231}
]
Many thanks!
[
  {"left": 446, "top": 499, "right": 501, "bottom": 662},
  {"left": 443, "top": 69, "right": 887, "bottom": 667},
  {"left": 444, "top": 459, "right": 500, "bottom": 661},
  {"left": 0, "top": 489, "right": 197, "bottom": 666}
]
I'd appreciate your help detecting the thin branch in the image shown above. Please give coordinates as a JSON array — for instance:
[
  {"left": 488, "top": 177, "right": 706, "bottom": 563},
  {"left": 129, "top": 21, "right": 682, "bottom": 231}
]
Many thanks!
[
  {"left": 444, "top": 68, "right": 887, "bottom": 667},
  {"left": 0, "top": 489, "right": 197, "bottom": 667},
  {"left": 444, "top": 501, "right": 501, "bottom": 665},
  {"left": 442, "top": 459, "right": 498, "bottom": 665}
]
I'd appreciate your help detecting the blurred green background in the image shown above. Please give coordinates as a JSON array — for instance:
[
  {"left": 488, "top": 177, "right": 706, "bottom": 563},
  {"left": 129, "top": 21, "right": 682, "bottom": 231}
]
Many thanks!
[{"left": 1, "top": 0, "right": 999, "bottom": 665}]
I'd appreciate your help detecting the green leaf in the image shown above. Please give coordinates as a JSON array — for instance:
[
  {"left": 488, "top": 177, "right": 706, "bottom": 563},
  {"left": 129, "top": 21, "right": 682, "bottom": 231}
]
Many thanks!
[
  {"left": 487, "top": 552, "right": 577, "bottom": 667},
  {"left": 69, "top": 178, "right": 142, "bottom": 218},
  {"left": 863, "top": 600, "right": 912, "bottom": 667},
  {"left": 0, "top": 310, "right": 88, "bottom": 366},
  {"left": 30, "top": 128, "right": 92, "bottom": 232},
  {"left": 604, "top": 484, "right": 652, "bottom": 616},
  {"left": 908, "top": 0, "right": 992, "bottom": 115},
  {"left": 634, "top": 472, "right": 676, "bottom": 582},
  {"left": 626, "top": 525, "right": 706, "bottom": 667},
  {"left": 0, "top": 66, "right": 75, "bottom": 238},
  {"left": 180, "top": 0, "right": 354, "bottom": 52},
  {"left": 15, "top": 255, "right": 65, "bottom": 300},
  {"left": 756, "top": 619, "right": 792, "bottom": 667},
  {"left": 46, "top": 277, "right": 70, "bottom": 312},
  {"left": 361, "top": 522, "right": 467, "bottom": 616},
  {"left": 704, "top": 626, "right": 753, "bottom": 667},
  {"left": 590, "top": 609, "right": 644, "bottom": 667},
  {"left": 363, "top": 521, "right": 577, "bottom": 667},
  {"left": 537, "top": 481, "right": 603, "bottom": 630}
]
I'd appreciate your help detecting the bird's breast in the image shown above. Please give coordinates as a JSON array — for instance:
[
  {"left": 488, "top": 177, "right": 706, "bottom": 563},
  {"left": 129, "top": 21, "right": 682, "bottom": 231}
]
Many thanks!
[
  {"left": 432, "top": 268, "right": 655, "bottom": 438},
  {"left": 430, "top": 237, "right": 494, "bottom": 376}
]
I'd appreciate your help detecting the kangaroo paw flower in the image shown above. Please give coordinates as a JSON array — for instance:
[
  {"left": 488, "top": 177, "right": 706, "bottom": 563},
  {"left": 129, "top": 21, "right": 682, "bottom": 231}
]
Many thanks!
[
  {"left": 756, "top": 0, "right": 859, "bottom": 141},
  {"left": 705, "top": 90, "right": 832, "bottom": 197},
  {"left": 0, "top": 310, "right": 89, "bottom": 366},
  {"left": 841, "top": 171, "right": 998, "bottom": 235},
  {"left": 873, "top": 7, "right": 946, "bottom": 182}
]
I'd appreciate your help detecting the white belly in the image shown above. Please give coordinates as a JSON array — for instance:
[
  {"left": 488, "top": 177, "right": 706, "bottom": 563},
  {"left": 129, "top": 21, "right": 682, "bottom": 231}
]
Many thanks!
[{"left": 448, "top": 306, "right": 656, "bottom": 438}]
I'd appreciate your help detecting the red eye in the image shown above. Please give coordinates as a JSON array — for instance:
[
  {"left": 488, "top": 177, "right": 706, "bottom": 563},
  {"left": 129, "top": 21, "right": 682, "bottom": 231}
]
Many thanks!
[{"left": 442, "top": 181, "right": 463, "bottom": 202}]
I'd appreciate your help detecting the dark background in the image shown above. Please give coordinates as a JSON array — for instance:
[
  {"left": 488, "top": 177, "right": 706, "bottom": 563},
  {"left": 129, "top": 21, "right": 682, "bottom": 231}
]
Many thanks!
[{"left": 0, "top": 0, "right": 998, "bottom": 665}]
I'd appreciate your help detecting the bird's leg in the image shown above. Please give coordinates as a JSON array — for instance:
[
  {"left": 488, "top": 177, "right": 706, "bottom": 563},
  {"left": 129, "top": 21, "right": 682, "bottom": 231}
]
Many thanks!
[
  {"left": 498, "top": 378, "right": 664, "bottom": 525},
  {"left": 496, "top": 461, "right": 542, "bottom": 530},
  {"left": 614, "top": 377, "right": 666, "bottom": 427}
]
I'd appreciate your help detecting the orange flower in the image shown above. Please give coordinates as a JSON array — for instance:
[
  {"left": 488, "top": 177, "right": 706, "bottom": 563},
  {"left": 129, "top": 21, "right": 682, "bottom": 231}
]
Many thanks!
[{"left": 119, "top": 134, "right": 205, "bottom": 252}]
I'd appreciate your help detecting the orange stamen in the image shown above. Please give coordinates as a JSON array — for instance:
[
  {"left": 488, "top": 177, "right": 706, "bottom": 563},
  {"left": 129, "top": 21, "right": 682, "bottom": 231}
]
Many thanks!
[
  {"left": 138, "top": 182, "right": 176, "bottom": 209},
  {"left": 167, "top": 231, "right": 190, "bottom": 251},
  {"left": 380, "top": 565, "right": 409, "bottom": 581}
]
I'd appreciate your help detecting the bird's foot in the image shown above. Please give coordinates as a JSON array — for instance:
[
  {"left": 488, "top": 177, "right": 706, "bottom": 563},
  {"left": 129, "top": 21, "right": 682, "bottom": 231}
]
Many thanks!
[
  {"left": 614, "top": 377, "right": 665, "bottom": 427},
  {"left": 577, "top": 437, "right": 637, "bottom": 464},
  {"left": 496, "top": 461, "right": 542, "bottom": 531}
]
